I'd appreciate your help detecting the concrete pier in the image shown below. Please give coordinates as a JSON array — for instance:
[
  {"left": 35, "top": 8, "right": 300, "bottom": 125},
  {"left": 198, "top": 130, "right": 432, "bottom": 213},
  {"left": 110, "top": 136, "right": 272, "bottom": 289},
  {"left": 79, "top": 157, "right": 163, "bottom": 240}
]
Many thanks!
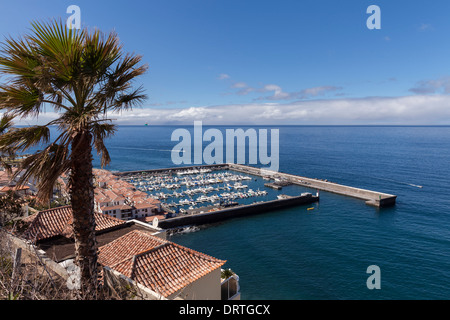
[
  {"left": 228, "top": 163, "right": 397, "bottom": 208},
  {"left": 264, "top": 183, "right": 282, "bottom": 190}
]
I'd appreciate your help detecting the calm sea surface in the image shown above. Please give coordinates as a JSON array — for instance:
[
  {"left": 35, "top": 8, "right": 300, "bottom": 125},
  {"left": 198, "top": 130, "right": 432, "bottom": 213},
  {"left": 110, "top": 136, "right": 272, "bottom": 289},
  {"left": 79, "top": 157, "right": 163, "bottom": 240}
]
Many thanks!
[{"left": 89, "top": 125, "right": 450, "bottom": 299}]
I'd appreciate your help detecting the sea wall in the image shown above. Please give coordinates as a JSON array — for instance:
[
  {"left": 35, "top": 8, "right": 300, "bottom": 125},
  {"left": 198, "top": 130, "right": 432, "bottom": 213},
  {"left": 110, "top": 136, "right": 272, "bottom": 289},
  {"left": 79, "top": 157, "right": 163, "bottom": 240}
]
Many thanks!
[
  {"left": 228, "top": 163, "right": 397, "bottom": 208},
  {"left": 158, "top": 193, "right": 318, "bottom": 229}
]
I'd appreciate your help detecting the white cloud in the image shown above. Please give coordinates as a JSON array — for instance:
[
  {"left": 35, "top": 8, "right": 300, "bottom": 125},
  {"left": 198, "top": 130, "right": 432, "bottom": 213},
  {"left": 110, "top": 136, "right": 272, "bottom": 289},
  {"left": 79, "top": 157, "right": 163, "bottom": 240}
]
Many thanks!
[
  {"left": 254, "top": 84, "right": 342, "bottom": 101},
  {"left": 260, "top": 84, "right": 291, "bottom": 100},
  {"left": 217, "top": 73, "right": 230, "bottom": 80},
  {"left": 223, "top": 74, "right": 342, "bottom": 101},
  {"left": 12, "top": 94, "right": 450, "bottom": 126},
  {"left": 231, "top": 82, "right": 247, "bottom": 88},
  {"left": 299, "top": 86, "right": 342, "bottom": 98}
]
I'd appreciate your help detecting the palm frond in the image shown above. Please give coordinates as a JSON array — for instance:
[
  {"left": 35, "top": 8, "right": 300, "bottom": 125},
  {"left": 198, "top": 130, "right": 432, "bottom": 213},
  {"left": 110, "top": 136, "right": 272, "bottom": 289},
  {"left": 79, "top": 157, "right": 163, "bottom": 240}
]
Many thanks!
[
  {"left": 89, "top": 55, "right": 148, "bottom": 113},
  {"left": 90, "top": 121, "right": 116, "bottom": 167},
  {"left": 0, "top": 113, "right": 15, "bottom": 174},
  {"left": 0, "top": 113, "right": 14, "bottom": 134},
  {"left": 0, "top": 35, "right": 38, "bottom": 79},
  {"left": 0, "top": 125, "right": 50, "bottom": 154},
  {"left": 111, "top": 85, "right": 147, "bottom": 112},
  {"left": 0, "top": 83, "right": 43, "bottom": 117},
  {"left": 82, "top": 29, "right": 122, "bottom": 79},
  {"left": 17, "top": 142, "right": 72, "bottom": 202}
]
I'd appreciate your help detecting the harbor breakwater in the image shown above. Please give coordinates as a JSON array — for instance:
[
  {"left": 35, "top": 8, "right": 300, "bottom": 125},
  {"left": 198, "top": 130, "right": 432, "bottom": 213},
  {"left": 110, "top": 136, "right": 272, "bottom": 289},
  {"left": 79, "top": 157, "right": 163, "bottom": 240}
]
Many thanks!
[
  {"left": 228, "top": 164, "right": 397, "bottom": 208},
  {"left": 157, "top": 193, "right": 318, "bottom": 229}
]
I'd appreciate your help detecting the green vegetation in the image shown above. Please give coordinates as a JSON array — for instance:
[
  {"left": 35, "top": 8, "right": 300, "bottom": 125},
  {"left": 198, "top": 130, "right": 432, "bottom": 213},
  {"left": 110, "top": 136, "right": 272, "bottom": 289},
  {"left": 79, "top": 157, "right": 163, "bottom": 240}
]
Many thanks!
[
  {"left": 0, "top": 19, "right": 147, "bottom": 295},
  {"left": 221, "top": 268, "right": 235, "bottom": 279}
]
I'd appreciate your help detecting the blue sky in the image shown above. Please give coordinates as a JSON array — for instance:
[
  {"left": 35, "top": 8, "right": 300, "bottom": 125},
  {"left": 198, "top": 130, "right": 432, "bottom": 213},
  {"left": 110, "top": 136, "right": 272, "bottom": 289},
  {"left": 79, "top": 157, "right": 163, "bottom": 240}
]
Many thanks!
[{"left": 1, "top": 0, "right": 450, "bottom": 124}]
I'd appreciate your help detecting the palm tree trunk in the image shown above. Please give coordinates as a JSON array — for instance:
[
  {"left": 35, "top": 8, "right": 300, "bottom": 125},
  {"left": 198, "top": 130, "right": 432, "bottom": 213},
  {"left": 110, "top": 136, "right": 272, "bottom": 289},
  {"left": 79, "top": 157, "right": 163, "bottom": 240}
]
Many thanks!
[{"left": 69, "top": 130, "right": 98, "bottom": 295}]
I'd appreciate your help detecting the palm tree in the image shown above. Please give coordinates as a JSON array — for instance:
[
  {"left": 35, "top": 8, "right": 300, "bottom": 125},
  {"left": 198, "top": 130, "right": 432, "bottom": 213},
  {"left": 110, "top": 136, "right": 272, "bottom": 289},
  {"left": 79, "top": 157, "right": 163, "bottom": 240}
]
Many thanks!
[
  {"left": 0, "top": 20, "right": 147, "bottom": 294},
  {"left": 0, "top": 113, "right": 14, "bottom": 173}
]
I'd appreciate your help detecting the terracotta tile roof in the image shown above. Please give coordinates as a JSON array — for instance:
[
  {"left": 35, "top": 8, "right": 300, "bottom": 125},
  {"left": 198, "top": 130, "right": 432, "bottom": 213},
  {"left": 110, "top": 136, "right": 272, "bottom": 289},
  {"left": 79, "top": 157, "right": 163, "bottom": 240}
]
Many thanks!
[
  {"left": 98, "top": 230, "right": 226, "bottom": 297},
  {"left": 93, "top": 168, "right": 112, "bottom": 176},
  {"left": 129, "top": 195, "right": 160, "bottom": 205},
  {"left": 95, "top": 194, "right": 111, "bottom": 203},
  {"left": 98, "top": 230, "right": 167, "bottom": 267},
  {"left": 0, "top": 168, "right": 18, "bottom": 185},
  {"left": 92, "top": 169, "right": 161, "bottom": 213},
  {"left": 22, "top": 206, "right": 72, "bottom": 241},
  {"left": 137, "top": 215, "right": 166, "bottom": 224},
  {"left": 94, "top": 210, "right": 127, "bottom": 231},
  {"left": 100, "top": 204, "right": 132, "bottom": 212},
  {"left": 95, "top": 176, "right": 110, "bottom": 183},
  {"left": 122, "top": 190, "right": 135, "bottom": 197},
  {"left": 0, "top": 185, "right": 30, "bottom": 192},
  {"left": 22, "top": 205, "right": 126, "bottom": 242},
  {"left": 146, "top": 198, "right": 160, "bottom": 205},
  {"left": 133, "top": 202, "right": 157, "bottom": 209}
]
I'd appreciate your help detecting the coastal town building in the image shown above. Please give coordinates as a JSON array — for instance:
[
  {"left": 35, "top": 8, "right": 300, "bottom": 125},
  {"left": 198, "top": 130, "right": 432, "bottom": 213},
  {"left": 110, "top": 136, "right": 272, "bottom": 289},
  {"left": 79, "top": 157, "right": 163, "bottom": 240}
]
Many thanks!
[
  {"left": 0, "top": 168, "right": 31, "bottom": 196},
  {"left": 0, "top": 166, "right": 166, "bottom": 225},
  {"left": 21, "top": 205, "right": 126, "bottom": 242},
  {"left": 93, "top": 169, "right": 163, "bottom": 221},
  {"left": 17, "top": 205, "right": 230, "bottom": 300},
  {"left": 0, "top": 169, "right": 33, "bottom": 218},
  {"left": 98, "top": 229, "right": 226, "bottom": 299},
  {"left": 0, "top": 184, "right": 30, "bottom": 196},
  {"left": 2, "top": 165, "right": 250, "bottom": 300}
]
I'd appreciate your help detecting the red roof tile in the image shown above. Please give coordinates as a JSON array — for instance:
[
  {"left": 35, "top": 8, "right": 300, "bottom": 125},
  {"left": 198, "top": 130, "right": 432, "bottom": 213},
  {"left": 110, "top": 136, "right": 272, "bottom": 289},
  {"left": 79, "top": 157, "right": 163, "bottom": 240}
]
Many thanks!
[
  {"left": 0, "top": 185, "right": 30, "bottom": 192},
  {"left": 137, "top": 215, "right": 166, "bottom": 224},
  {"left": 100, "top": 204, "right": 132, "bottom": 212},
  {"left": 98, "top": 230, "right": 167, "bottom": 267},
  {"left": 22, "top": 205, "right": 126, "bottom": 241},
  {"left": 133, "top": 202, "right": 157, "bottom": 210},
  {"left": 98, "top": 230, "right": 225, "bottom": 297},
  {"left": 92, "top": 169, "right": 161, "bottom": 214}
]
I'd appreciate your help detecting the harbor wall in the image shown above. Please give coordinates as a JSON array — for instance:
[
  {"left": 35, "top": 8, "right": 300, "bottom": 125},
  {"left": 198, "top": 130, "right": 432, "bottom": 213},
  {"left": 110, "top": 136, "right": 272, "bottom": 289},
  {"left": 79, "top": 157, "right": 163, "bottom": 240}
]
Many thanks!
[
  {"left": 227, "top": 163, "right": 397, "bottom": 208},
  {"left": 158, "top": 193, "right": 318, "bottom": 229}
]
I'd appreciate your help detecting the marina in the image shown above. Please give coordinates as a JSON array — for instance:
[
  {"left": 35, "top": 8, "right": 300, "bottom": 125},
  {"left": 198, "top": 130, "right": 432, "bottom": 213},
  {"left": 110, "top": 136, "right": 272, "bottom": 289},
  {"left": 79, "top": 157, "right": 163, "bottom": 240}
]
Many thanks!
[
  {"left": 121, "top": 169, "right": 271, "bottom": 214},
  {"left": 117, "top": 163, "right": 396, "bottom": 229}
]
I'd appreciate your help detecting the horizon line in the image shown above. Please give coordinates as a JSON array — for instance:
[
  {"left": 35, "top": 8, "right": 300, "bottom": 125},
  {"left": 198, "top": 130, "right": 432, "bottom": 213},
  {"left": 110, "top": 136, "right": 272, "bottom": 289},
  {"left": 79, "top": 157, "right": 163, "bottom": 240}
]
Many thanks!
[{"left": 14, "top": 124, "right": 450, "bottom": 127}]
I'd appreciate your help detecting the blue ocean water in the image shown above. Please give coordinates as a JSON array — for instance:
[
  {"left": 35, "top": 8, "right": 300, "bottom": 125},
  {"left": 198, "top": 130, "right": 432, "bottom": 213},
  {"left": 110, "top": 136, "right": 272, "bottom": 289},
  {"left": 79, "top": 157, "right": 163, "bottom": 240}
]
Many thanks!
[{"left": 94, "top": 125, "right": 450, "bottom": 299}]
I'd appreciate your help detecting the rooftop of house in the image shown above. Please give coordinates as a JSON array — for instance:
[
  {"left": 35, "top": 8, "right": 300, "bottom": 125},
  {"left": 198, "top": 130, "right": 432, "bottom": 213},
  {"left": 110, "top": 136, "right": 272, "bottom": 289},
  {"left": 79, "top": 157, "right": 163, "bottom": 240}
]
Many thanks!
[
  {"left": 21, "top": 205, "right": 126, "bottom": 242},
  {"left": 133, "top": 202, "right": 158, "bottom": 210},
  {"left": 137, "top": 215, "right": 166, "bottom": 224},
  {"left": 0, "top": 185, "right": 30, "bottom": 192},
  {"left": 18, "top": 205, "right": 225, "bottom": 299},
  {"left": 0, "top": 168, "right": 21, "bottom": 187},
  {"left": 38, "top": 221, "right": 162, "bottom": 262},
  {"left": 100, "top": 204, "right": 133, "bottom": 212},
  {"left": 98, "top": 230, "right": 226, "bottom": 298}
]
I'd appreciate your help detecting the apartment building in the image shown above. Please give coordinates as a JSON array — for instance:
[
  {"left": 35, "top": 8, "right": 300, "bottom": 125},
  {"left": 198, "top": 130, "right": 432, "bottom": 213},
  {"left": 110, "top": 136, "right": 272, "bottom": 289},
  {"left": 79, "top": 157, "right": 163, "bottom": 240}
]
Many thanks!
[{"left": 93, "top": 169, "right": 163, "bottom": 221}]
